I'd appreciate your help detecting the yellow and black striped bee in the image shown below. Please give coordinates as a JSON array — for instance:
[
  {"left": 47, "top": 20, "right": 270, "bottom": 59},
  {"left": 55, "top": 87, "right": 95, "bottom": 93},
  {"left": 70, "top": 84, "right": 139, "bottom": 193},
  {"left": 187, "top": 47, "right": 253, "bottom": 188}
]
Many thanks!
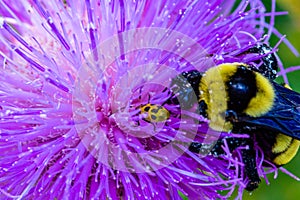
[{"left": 175, "top": 61, "right": 300, "bottom": 191}]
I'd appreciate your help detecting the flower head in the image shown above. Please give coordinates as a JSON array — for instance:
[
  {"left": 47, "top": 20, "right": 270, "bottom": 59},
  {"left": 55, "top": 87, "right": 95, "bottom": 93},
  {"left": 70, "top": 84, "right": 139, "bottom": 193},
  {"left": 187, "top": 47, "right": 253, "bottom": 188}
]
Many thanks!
[{"left": 0, "top": 0, "right": 299, "bottom": 199}]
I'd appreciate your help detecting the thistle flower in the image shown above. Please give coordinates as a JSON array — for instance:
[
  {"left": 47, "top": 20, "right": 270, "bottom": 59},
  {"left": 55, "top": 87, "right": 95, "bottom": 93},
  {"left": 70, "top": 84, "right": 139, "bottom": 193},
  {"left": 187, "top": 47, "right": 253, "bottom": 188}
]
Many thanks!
[{"left": 0, "top": 0, "right": 299, "bottom": 199}]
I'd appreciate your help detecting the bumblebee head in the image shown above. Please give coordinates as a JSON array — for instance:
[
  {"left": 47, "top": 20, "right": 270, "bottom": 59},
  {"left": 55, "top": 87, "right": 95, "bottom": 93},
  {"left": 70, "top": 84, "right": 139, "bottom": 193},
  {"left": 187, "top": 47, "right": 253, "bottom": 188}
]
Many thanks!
[{"left": 200, "top": 63, "right": 275, "bottom": 132}]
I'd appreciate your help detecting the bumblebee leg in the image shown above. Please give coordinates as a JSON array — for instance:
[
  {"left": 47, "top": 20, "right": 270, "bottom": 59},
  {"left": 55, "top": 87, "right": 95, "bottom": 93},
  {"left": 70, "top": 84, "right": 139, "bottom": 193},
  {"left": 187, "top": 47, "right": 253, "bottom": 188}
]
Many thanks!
[
  {"left": 188, "top": 138, "right": 239, "bottom": 155},
  {"left": 240, "top": 139, "right": 261, "bottom": 191},
  {"left": 189, "top": 137, "right": 248, "bottom": 155},
  {"left": 189, "top": 137, "right": 260, "bottom": 191}
]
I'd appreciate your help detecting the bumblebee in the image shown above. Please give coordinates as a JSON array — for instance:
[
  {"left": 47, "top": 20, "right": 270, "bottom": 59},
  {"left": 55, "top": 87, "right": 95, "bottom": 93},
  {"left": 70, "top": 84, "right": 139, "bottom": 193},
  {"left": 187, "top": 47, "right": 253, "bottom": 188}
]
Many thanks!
[{"left": 177, "top": 62, "right": 300, "bottom": 191}]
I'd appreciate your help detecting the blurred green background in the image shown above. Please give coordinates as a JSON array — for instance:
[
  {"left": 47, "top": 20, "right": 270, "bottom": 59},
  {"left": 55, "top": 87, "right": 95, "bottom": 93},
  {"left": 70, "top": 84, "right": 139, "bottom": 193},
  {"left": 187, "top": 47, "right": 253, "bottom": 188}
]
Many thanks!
[{"left": 243, "top": 0, "right": 300, "bottom": 199}]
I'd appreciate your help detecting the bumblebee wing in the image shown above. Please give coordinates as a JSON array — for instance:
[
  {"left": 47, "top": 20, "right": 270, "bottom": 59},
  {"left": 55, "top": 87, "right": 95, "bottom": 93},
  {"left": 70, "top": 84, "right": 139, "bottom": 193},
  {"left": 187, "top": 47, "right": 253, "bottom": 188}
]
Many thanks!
[{"left": 239, "top": 83, "right": 300, "bottom": 139}]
